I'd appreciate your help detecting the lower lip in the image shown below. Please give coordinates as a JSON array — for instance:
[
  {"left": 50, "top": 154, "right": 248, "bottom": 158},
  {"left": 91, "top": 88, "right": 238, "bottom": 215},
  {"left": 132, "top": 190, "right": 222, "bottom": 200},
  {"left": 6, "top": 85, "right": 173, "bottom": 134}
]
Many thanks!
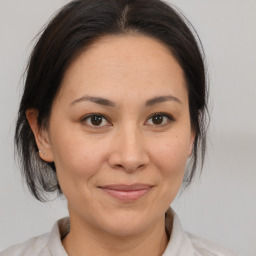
[{"left": 101, "top": 188, "right": 151, "bottom": 202}]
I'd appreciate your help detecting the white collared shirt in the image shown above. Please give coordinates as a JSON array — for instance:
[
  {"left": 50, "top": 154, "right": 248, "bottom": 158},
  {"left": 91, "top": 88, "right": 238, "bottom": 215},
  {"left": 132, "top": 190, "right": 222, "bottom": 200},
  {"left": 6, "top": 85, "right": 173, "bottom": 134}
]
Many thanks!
[{"left": 0, "top": 209, "right": 238, "bottom": 256}]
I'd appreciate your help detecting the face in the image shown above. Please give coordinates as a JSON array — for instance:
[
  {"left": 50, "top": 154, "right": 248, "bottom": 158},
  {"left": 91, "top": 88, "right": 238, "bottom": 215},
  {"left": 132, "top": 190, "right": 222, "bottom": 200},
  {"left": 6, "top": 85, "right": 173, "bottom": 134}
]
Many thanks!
[{"left": 32, "top": 35, "right": 194, "bottom": 236}]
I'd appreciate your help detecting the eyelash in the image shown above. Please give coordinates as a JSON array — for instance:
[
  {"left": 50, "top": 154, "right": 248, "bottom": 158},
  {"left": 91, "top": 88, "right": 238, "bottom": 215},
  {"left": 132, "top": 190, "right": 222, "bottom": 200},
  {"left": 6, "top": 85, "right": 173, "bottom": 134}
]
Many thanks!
[
  {"left": 147, "top": 112, "right": 175, "bottom": 126},
  {"left": 80, "top": 112, "right": 175, "bottom": 129},
  {"left": 80, "top": 113, "right": 111, "bottom": 129}
]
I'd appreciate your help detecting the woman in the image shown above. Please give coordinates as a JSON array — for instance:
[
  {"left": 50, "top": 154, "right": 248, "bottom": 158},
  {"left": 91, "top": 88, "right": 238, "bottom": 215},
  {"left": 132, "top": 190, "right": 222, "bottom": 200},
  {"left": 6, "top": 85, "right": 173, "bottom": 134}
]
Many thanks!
[{"left": 1, "top": 0, "right": 237, "bottom": 255}]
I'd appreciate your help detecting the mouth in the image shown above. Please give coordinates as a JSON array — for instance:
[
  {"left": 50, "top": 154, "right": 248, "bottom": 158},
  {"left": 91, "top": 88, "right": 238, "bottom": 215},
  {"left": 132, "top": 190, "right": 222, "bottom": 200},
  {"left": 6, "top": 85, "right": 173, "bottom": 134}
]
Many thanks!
[{"left": 98, "top": 184, "right": 153, "bottom": 202}]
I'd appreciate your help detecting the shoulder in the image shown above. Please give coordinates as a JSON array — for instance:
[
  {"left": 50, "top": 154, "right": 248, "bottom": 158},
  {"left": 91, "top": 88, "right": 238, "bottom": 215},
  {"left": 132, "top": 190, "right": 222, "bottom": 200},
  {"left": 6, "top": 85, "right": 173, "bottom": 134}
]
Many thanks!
[
  {"left": 186, "top": 232, "right": 239, "bottom": 256},
  {"left": 0, "top": 217, "right": 69, "bottom": 256},
  {"left": 0, "top": 233, "right": 50, "bottom": 256},
  {"left": 164, "top": 208, "right": 239, "bottom": 256}
]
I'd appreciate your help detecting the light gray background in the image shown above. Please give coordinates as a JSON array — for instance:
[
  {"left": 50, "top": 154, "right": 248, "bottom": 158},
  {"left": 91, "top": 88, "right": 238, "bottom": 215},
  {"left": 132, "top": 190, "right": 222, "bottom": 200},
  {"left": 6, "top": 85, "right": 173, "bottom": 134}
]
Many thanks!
[{"left": 0, "top": 1, "right": 255, "bottom": 255}]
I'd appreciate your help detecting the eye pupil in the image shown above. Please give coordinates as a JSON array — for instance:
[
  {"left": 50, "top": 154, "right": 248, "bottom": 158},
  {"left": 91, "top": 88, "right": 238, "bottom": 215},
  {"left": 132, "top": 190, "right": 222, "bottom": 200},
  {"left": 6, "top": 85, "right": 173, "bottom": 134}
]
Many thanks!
[
  {"left": 152, "top": 115, "right": 163, "bottom": 125},
  {"left": 91, "top": 115, "right": 102, "bottom": 126}
]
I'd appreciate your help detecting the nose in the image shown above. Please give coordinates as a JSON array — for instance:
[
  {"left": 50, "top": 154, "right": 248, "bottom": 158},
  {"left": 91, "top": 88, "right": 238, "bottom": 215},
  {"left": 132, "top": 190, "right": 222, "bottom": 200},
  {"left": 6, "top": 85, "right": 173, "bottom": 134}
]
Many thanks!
[{"left": 108, "top": 125, "right": 150, "bottom": 173}]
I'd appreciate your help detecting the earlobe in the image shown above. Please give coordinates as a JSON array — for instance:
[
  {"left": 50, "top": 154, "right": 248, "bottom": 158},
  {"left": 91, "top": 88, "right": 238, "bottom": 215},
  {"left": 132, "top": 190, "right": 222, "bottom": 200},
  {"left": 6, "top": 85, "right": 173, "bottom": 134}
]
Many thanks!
[
  {"left": 26, "top": 109, "right": 54, "bottom": 162},
  {"left": 188, "top": 131, "right": 196, "bottom": 157},
  {"left": 188, "top": 141, "right": 194, "bottom": 157}
]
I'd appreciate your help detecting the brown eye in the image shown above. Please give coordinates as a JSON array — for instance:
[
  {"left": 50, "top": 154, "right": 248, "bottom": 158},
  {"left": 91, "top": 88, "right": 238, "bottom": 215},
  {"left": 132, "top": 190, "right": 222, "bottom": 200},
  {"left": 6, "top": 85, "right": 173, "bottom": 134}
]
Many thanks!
[
  {"left": 81, "top": 114, "right": 110, "bottom": 128},
  {"left": 152, "top": 115, "right": 164, "bottom": 125},
  {"left": 90, "top": 115, "right": 103, "bottom": 126},
  {"left": 147, "top": 113, "right": 174, "bottom": 126}
]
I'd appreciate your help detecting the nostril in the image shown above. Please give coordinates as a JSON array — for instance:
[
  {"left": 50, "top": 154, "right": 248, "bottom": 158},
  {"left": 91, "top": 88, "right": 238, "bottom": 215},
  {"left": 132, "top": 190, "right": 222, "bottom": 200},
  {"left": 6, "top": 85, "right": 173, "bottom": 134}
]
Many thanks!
[{"left": 108, "top": 134, "right": 150, "bottom": 172}]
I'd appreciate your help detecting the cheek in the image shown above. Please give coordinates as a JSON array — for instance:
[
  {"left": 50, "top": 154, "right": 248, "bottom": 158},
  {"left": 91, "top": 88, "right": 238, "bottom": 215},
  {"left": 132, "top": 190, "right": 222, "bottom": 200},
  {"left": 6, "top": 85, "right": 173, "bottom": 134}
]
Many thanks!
[
  {"left": 149, "top": 133, "right": 191, "bottom": 193},
  {"left": 51, "top": 133, "right": 109, "bottom": 207},
  {"left": 50, "top": 130, "right": 107, "bottom": 181},
  {"left": 145, "top": 135, "right": 190, "bottom": 208},
  {"left": 152, "top": 136, "right": 190, "bottom": 171}
]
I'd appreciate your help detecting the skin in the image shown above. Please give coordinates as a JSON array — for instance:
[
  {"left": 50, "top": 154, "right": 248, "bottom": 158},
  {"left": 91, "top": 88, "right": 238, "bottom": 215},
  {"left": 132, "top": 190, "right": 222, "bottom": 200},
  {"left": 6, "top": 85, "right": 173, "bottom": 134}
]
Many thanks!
[{"left": 27, "top": 34, "right": 194, "bottom": 256}]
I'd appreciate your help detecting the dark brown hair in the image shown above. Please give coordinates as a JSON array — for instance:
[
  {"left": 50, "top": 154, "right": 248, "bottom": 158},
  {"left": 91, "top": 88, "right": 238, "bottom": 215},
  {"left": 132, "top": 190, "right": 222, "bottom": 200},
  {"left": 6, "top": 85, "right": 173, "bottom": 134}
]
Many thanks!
[{"left": 15, "top": 0, "right": 208, "bottom": 201}]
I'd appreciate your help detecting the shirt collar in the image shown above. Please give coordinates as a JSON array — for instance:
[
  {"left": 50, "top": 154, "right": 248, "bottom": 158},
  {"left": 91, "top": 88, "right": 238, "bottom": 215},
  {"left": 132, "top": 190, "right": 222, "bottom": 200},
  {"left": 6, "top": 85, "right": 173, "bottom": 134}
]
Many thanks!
[
  {"left": 47, "top": 217, "right": 69, "bottom": 256},
  {"left": 163, "top": 208, "right": 196, "bottom": 255}
]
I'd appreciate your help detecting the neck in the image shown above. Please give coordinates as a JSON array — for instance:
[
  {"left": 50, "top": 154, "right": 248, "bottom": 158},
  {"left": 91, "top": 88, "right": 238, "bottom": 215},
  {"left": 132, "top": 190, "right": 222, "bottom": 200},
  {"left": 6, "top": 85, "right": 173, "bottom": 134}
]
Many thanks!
[{"left": 62, "top": 215, "right": 169, "bottom": 256}]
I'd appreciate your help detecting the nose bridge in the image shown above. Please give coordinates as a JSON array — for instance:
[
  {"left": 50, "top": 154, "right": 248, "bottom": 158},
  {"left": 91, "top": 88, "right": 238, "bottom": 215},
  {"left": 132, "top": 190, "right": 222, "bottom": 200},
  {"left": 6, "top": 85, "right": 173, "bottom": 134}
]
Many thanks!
[
  {"left": 109, "top": 122, "right": 149, "bottom": 172},
  {"left": 121, "top": 123, "right": 142, "bottom": 154}
]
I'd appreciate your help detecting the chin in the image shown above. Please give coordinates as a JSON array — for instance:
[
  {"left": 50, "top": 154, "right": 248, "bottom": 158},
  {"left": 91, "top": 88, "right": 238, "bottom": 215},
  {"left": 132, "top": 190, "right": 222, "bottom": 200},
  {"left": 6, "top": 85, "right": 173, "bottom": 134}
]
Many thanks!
[
  {"left": 96, "top": 207, "right": 157, "bottom": 237},
  {"left": 104, "top": 219, "right": 149, "bottom": 237}
]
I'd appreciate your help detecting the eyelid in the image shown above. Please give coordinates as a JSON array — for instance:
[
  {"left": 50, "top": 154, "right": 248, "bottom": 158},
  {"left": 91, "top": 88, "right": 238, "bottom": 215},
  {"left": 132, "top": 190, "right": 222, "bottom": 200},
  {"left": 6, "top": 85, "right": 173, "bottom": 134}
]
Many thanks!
[
  {"left": 145, "top": 112, "right": 175, "bottom": 126},
  {"left": 80, "top": 113, "right": 112, "bottom": 128},
  {"left": 148, "top": 112, "right": 174, "bottom": 120},
  {"left": 80, "top": 112, "right": 175, "bottom": 128}
]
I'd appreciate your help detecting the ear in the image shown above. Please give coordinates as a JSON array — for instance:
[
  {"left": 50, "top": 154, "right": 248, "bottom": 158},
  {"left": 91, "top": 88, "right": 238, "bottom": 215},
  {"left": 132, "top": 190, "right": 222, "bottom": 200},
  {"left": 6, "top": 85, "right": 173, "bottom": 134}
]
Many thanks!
[
  {"left": 188, "top": 129, "right": 196, "bottom": 157},
  {"left": 26, "top": 109, "right": 54, "bottom": 162}
]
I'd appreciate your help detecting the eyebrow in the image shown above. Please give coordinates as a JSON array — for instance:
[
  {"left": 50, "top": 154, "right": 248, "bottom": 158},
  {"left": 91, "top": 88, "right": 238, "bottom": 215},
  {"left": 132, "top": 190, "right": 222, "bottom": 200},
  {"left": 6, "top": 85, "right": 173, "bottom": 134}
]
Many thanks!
[
  {"left": 71, "top": 95, "right": 116, "bottom": 107},
  {"left": 145, "top": 95, "right": 182, "bottom": 106},
  {"left": 70, "top": 95, "right": 182, "bottom": 107}
]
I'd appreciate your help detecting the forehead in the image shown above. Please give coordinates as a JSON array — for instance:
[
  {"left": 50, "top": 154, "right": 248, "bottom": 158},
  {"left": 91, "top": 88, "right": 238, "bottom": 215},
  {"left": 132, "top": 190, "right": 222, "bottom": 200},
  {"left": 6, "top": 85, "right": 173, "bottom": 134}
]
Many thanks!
[{"left": 58, "top": 35, "right": 187, "bottom": 104}]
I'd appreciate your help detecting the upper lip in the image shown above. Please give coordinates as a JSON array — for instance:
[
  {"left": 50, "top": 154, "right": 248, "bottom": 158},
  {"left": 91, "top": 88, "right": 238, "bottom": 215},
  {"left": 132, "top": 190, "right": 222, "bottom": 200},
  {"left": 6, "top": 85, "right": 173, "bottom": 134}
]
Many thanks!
[{"left": 99, "top": 183, "right": 153, "bottom": 191}]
